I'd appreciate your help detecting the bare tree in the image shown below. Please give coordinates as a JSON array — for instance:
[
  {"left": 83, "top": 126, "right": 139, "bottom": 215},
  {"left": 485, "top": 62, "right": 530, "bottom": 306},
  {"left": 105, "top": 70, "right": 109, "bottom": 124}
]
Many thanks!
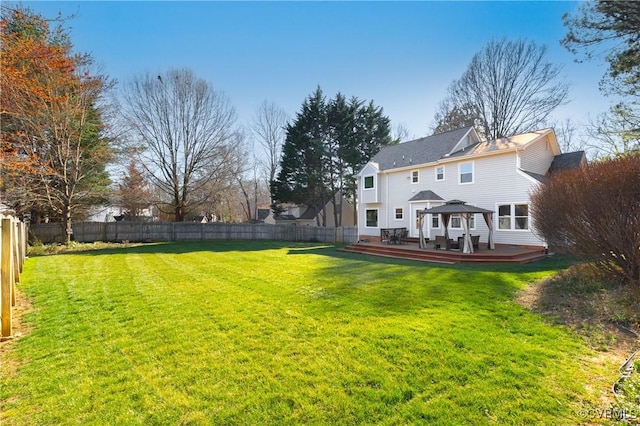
[
  {"left": 121, "top": 69, "right": 237, "bottom": 221},
  {"left": 438, "top": 38, "right": 569, "bottom": 141},
  {"left": 584, "top": 107, "right": 640, "bottom": 159},
  {"left": 391, "top": 123, "right": 411, "bottom": 143},
  {"left": 430, "top": 100, "right": 479, "bottom": 135},
  {"left": 251, "top": 100, "right": 288, "bottom": 203}
]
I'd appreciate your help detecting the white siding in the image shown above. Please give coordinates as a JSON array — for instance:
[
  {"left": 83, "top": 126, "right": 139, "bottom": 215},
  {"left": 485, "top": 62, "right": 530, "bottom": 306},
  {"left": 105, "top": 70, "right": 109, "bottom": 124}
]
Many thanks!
[
  {"left": 358, "top": 152, "right": 546, "bottom": 246},
  {"left": 519, "top": 134, "right": 555, "bottom": 175}
]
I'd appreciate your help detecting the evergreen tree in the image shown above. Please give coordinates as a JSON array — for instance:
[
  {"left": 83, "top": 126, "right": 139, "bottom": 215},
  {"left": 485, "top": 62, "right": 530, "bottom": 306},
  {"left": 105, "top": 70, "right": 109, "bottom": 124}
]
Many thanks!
[
  {"left": 272, "top": 87, "right": 393, "bottom": 226},
  {"left": 272, "top": 87, "right": 330, "bottom": 225}
]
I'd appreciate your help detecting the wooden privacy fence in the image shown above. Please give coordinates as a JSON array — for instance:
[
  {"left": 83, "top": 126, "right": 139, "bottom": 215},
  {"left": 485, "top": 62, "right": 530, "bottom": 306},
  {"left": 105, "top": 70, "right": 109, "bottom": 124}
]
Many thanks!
[
  {"left": 1, "top": 215, "right": 28, "bottom": 341},
  {"left": 30, "top": 222, "right": 358, "bottom": 245}
]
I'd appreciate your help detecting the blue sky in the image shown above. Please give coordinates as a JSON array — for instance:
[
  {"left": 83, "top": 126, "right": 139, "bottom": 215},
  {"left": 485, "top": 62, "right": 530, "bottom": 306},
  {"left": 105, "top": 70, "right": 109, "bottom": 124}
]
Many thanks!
[{"left": 21, "top": 1, "right": 611, "bottom": 141}]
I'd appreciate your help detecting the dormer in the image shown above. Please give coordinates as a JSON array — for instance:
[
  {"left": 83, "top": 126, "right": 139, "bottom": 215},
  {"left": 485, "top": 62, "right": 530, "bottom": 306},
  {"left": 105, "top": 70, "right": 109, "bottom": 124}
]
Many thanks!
[{"left": 446, "top": 127, "right": 481, "bottom": 157}]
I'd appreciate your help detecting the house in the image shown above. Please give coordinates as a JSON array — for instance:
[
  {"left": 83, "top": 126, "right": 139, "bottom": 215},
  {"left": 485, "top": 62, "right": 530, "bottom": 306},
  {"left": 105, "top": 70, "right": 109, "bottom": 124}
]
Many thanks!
[
  {"left": 274, "top": 193, "right": 356, "bottom": 227},
  {"left": 87, "top": 204, "right": 157, "bottom": 222},
  {"left": 356, "top": 126, "right": 585, "bottom": 248}
]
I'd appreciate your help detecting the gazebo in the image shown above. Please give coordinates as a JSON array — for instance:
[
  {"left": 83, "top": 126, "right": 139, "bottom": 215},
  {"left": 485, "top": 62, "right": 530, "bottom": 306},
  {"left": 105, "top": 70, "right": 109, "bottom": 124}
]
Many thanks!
[{"left": 419, "top": 200, "right": 495, "bottom": 253}]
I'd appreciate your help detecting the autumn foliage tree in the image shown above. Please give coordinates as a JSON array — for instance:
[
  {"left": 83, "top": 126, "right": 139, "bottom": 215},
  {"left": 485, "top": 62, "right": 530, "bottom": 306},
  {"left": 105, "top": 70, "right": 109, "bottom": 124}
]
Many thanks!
[
  {"left": 531, "top": 154, "right": 640, "bottom": 298},
  {"left": 1, "top": 6, "right": 112, "bottom": 241}
]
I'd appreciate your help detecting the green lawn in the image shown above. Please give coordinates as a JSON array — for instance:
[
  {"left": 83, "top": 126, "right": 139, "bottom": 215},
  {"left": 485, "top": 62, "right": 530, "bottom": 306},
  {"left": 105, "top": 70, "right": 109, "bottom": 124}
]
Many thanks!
[{"left": 1, "top": 241, "right": 607, "bottom": 424}]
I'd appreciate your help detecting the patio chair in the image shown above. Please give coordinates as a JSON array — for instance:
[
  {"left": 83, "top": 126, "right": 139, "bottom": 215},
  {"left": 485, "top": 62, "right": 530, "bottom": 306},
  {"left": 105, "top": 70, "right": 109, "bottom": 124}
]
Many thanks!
[
  {"left": 399, "top": 228, "right": 409, "bottom": 244},
  {"left": 435, "top": 235, "right": 452, "bottom": 250},
  {"left": 471, "top": 235, "right": 480, "bottom": 250}
]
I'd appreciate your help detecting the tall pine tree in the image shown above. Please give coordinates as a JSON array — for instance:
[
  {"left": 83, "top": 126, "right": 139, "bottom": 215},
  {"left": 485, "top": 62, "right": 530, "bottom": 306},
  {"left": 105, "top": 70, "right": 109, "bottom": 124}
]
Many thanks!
[{"left": 272, "top": 87, "right": 393, "bottom": 226}]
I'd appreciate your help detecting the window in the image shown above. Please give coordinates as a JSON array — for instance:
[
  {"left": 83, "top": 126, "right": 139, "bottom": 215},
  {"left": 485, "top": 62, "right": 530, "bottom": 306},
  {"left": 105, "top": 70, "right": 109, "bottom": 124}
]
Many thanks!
[
  {"left": 365, "top": 209, "right": 378, "bottom": 227},
  {"left": 450, "top": 214, "right": 475, "bottom": 230},
  {"left": 394, "top": 207, "right": 403, "bottom": 220},
  {"left": 411, "top": 170, "right": 419, "bottom": 183},
  {"left": 498, "top": 205, "right": 511, "bottom": 229},
  {"left": 515, "top": 204, "right": 529, "bottom": 230},
  {"left": 436, "top": 166, "right": 444, "bottom": 181},
  {"left": 431, "top": 214, "right": 440, "bottom": 229},
  {"left": 459, "top": 162, "right": 473, "bottom": 184},
  {"left": 364, "top": 175, "right": 374, "bottom": 189},
  {"left": 498, "top": 203, "right": 529, "bottom": 230}
]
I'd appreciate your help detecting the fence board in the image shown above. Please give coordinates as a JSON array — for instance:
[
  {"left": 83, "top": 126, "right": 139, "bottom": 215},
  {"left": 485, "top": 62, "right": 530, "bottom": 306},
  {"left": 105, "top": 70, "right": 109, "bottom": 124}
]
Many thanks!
[{"left": 30, "top": 221, "right": 358, "bottom": 245}]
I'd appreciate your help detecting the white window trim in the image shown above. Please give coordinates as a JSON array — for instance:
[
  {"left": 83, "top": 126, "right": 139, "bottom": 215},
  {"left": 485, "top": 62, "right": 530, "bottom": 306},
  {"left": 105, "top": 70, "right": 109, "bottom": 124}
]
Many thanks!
[
  {"left": 449, "top": 213, "right": 476, "bottom": 230},
  {"left": 458, "top": 161, "right": 474, "bottom": 185},
  {"left": 363, "top": 174, "right": 375, "bottom": 190},
  {"left": 411, "top": 170, "right": 419, "bottom": 184},
  {"left": 365, "top": 208, "right": 379, "bottom": 228},
  {"left": 496, "top": 202, "right": 530, "bottom": 231},
  {"left": 394, "top": 207, "right": 404, "bottom": 221},
  {"left": 431, "top": 214, "right": 441, "bottom": 229},
  {"left": 435, "top": 166, "right": 445, "bottom": 182}
]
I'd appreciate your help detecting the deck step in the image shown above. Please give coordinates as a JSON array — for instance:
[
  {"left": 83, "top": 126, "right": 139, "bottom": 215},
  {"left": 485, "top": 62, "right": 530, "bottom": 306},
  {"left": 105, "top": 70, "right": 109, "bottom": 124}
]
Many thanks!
[{"left": 341, "top": 243, "right": 547, "bottom": 264}]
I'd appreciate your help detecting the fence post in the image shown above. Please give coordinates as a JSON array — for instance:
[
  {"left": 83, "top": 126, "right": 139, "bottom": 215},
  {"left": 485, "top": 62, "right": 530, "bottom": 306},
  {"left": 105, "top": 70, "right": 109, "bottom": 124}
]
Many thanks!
[
  {"left": 12, "top": 221, "right": 20, "bottom": 287},
  {"left": 1, "top": 218, "right": 14, "bottom": 340}
]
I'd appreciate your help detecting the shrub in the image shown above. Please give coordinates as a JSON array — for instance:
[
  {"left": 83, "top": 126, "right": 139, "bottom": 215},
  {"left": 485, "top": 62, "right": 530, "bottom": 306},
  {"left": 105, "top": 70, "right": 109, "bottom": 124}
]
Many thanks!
[{"left": 531, "top": 154, "right": 640, "bottom": 298}]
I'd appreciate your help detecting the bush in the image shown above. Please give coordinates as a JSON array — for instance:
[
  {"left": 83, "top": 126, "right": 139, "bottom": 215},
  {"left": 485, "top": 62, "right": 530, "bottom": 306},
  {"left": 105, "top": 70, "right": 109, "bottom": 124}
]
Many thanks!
[{"left": 531, "top": 154, "right": 640, "bottom": 298}]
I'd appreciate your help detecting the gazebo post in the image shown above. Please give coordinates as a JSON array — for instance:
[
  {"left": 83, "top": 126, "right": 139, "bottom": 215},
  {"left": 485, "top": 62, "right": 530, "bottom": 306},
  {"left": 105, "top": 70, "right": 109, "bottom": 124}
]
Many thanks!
[
  {"left": 443, "top": 213, "right": 450, "bottom": 241},
  {"left": 482, "top": 212, "right": 495, "bottom": 250},
  {"left": 462, "top": 212, "right": 473, "bottom": 253},
  {"left": 418, "top": 210, "right": 427, "bottom": 249}
]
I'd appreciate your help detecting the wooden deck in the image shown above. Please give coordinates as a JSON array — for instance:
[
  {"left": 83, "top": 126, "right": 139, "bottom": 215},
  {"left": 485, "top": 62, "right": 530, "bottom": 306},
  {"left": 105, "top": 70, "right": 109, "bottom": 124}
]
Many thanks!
[{"left": 342, "top": 238, "right": 547, "bottom": 264}]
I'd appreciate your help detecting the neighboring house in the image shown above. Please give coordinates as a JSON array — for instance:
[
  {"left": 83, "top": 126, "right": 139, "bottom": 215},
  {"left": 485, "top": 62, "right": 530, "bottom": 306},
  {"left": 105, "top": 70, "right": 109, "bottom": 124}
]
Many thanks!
[
  {"left": 257, "top": 208, "right": 275, "bottom": 225},
  {"left": 87, "top": 205, "right": 157, "bottom": 222},
  {"left": 274, "top": 193, "right": 356, "bottom": 227},
  {"left": 357, "top": 126, "right": 586, "bottom": 248}
]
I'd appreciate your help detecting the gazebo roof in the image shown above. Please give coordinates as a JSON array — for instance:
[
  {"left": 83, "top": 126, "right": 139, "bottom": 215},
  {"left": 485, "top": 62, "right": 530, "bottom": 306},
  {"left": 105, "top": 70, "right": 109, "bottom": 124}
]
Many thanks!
[{"left": 422, "top": 200, "right": 493, "bottom": 214}]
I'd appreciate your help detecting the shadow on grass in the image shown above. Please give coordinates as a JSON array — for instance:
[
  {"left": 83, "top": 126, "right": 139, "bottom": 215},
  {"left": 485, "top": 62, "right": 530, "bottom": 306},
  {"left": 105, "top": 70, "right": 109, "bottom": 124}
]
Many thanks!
[
  {"left": 287, "top": 245, "right": 578, "bottom": 317},
  {"left": 29, "top": 240, "right": 578, "bottom": 319},
  {"left": 30, "top": 240, "right": 325, "bottom": 257}
]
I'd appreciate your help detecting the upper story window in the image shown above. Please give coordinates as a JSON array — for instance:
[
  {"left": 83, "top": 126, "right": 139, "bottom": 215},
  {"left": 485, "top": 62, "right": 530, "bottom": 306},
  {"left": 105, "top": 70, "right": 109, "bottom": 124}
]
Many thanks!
[
  {"left": 411, "top": 170, "right": 419, "bottom": 184},
  {"left": 459, "top": 162, "right": 473, "bottom": 184},
  {"left": 364, "top": 175, "right": 374, "bottom": 189},
  {"left": 436, "top": 166, "right": 444, "bottom": 181}
]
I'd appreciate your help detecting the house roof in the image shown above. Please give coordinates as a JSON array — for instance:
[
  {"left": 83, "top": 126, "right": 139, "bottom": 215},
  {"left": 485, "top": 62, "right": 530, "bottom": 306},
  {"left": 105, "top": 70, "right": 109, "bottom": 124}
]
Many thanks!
[
  {"left": 408, "top": 190, "right": 444, "bottom": 202},
  {"left": 298, "top": 206, "right": 320, "bottom": 220},
  {"left": 257, "top": 209, "right": 270, "bottom": 221},
  {"left": 448, "top": 128, "right": 555, "bottom": 158},
  {"left": 371, "top": 126, "right": 475, "bottom": 171},
  {"left": 549, "top": 151, "right": 586, "bottom": 173},
  {"left": 521, "top": 170, "right": 547, "bottom": 182}
]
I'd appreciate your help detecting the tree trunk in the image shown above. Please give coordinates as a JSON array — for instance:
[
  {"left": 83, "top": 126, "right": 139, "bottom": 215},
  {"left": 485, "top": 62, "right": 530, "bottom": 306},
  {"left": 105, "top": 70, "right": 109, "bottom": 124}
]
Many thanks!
[{"left": 62, "top": 205, "right": 72, "bottom": 244}]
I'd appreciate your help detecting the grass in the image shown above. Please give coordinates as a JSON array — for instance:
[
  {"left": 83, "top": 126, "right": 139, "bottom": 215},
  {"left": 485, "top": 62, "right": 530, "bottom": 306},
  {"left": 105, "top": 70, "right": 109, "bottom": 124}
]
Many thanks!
[{"left": 0, "top": 241, "right": 615, "bottom": 424}]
